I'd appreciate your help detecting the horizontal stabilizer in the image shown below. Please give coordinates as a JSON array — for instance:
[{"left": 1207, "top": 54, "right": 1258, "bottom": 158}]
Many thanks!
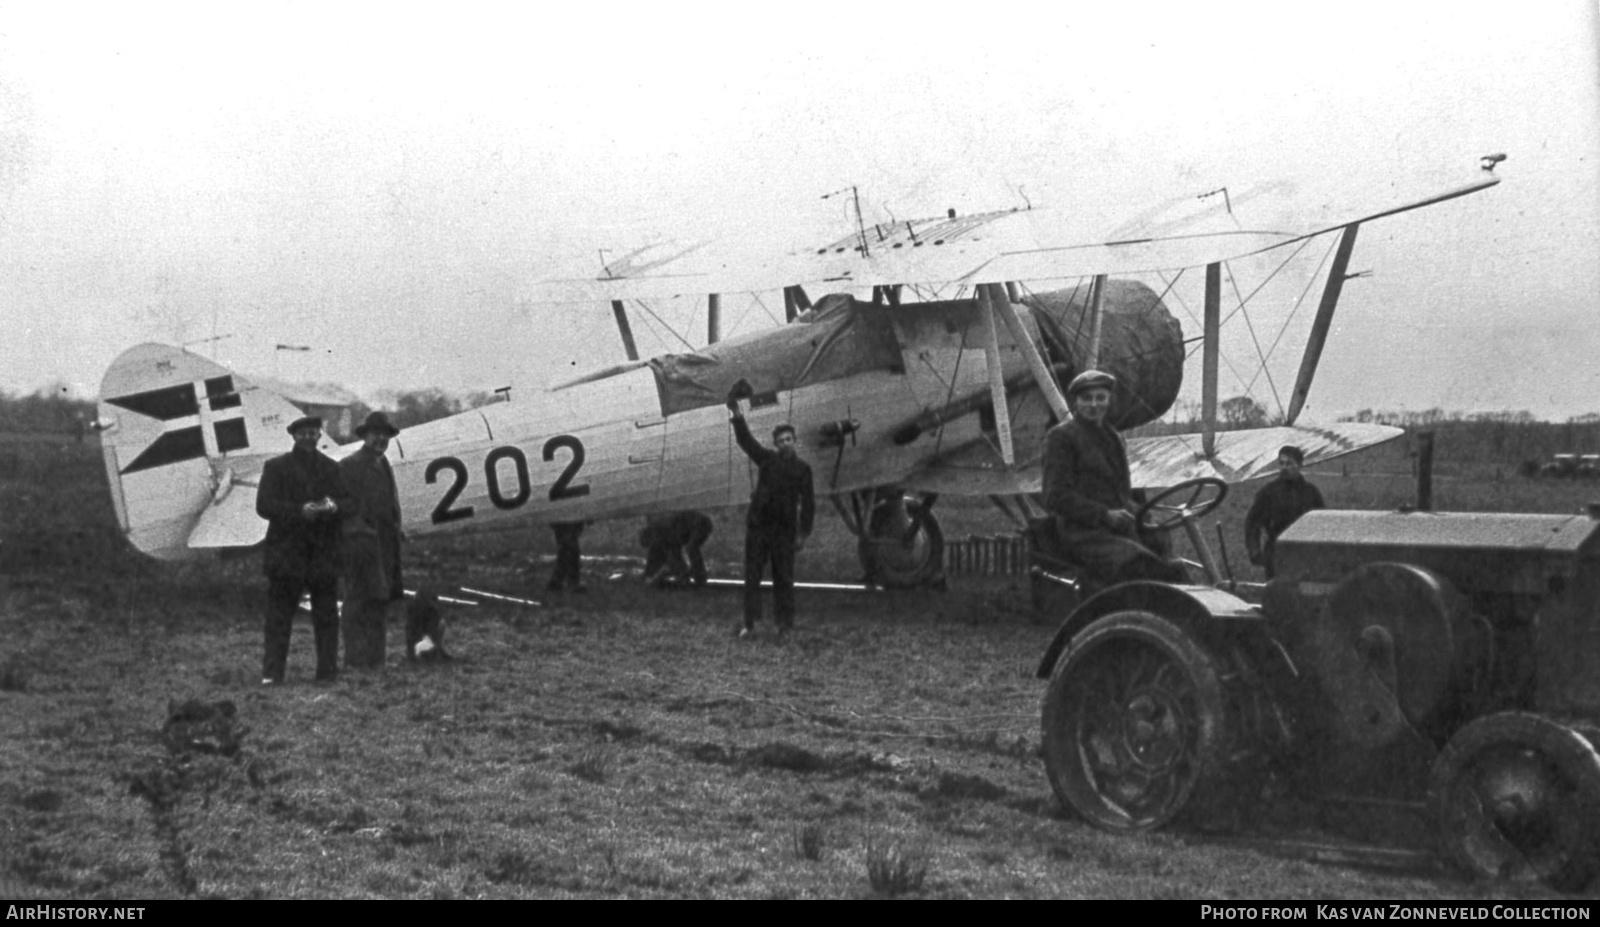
[{"left": 187, "top": 477, "right": 267, "bottom": 549}]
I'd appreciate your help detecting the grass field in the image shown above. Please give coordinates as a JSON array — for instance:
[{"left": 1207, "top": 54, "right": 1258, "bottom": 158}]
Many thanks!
[{"left": 2, "top": 431, "right": 1596, "bottom": 899}]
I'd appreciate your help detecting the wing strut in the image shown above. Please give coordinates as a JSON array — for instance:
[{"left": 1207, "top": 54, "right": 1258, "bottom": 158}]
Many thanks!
[
  {"left": 989, "top": 283, "right": 1070, "bottom": 421},
  {"left": 783, "top": 285, "right": 811, "bottom": 322},
  {"left": 1202, "top": 263, "right": 1221, "bottom": 458},
  {"left": 1285, "top": 223, "right": 1359, "bottom": 424},
  {"left": 707, "top": 293, "right": 721, "bottom": 344},
  {"left": 1085, "top": 275, "right": 1106, "bottom": 367},
  {"left": 976, "top": 284, "right": 1015, "bottom": 465},
  {"left": 611, "top": 300, "right": 640, "bottom": 361}
]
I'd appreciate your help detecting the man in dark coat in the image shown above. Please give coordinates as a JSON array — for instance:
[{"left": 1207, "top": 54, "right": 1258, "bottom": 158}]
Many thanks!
[
  {"left": 640, "top": 510, "right": 714, "bottom": 588},
  {"left": 1041, "top": 370, "right": 1187, "bottom": 587},
  {"left": 728, "top": 382, "right": 814, "bottom": 637},
  {"left": 1244, "top": 445, "right": 1326, "bottom": 578},
  {"left": 338, "top": 411, "right": 404, "bottom": 669},
  {"left": 256, "top": 415, "right": 352, "bottom": 684}
]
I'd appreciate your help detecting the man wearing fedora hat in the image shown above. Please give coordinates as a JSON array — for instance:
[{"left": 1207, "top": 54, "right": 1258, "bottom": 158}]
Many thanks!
[
  {"left": 339, "top": 410, "right": 405, "bottom": 669},
  {"left": 256, "top": 415, "right": 352, "bottom": 684},
  {"left": 1040, "top": 370, "right": 1187, "bottom": 588}
]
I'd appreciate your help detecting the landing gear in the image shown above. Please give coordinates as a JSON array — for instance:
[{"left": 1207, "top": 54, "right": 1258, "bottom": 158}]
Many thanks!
[
  {"left": 1041, "top": 610, "right": 1235, "bottom": 831},
  {"left": 1430, "top": 712, "right": 1600, "bottom": 890},
  {"left": 848, "top": 489, "right": 944, "bottom": 589}
]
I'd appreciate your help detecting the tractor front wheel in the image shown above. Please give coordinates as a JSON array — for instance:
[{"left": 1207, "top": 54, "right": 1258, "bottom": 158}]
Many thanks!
[{"left": 1430, "top": 712, "right": 1600, "bottom": 891}]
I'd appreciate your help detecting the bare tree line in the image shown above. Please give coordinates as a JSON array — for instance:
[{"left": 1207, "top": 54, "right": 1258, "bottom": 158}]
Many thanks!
[{"left": 3, "top": 387, "right": 1595, "bottom": 469}]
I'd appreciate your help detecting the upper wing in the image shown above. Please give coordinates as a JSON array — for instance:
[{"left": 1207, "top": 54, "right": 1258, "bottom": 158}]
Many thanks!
[
  {"left": 897, "top": 422, "right": 1402, "bottom": 497},
  {"left": 527, "top": 214, "right": 1296, "bottom": 303},
  {"left": 524, "top": 168, "right": 1499, "bottom": 303}
]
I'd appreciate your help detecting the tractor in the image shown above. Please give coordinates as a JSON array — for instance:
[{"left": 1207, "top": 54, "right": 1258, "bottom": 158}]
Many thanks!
[{"left": 1030, "top": 477, "right": 1600, "bottom": 890}]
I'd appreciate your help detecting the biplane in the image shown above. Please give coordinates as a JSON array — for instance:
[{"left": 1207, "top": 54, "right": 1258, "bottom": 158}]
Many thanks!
[{"left": 95, "top": 155, "right": 1504, "bottom": 587}]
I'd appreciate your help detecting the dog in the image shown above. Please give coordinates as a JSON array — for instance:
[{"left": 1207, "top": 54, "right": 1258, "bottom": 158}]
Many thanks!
[{"left": 404, "top": 590, "right": 451, "bottom": 662}]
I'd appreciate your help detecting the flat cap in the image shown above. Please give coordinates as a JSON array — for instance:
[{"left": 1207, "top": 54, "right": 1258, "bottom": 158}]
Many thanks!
[
  {"left": 1066, "top": 369, "right": 1117, "bottom": 397},
  {"left": 286, "top": 415, "right": 323, "bottom": 435}
]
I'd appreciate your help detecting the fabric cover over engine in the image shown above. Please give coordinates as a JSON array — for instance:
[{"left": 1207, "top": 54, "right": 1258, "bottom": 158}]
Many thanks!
[
  {"left": 1023, "top": 279, "right": 1183, "bottom": 430},
  {"left": 649, "top": 294, "right": 901, "bottom": 417}
]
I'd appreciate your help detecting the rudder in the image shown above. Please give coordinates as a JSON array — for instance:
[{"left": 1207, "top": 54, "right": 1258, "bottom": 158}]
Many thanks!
[{"left": 97, "top": 343, "right": 308, "bottom": 559}]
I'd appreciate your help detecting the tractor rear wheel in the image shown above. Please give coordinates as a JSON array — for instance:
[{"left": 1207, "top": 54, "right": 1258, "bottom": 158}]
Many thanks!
[
  {"left": 1041, "top": 609, "right": 1233, "bottom": 831},
  {"left": 1430, "top": 712, "right": 1600, "bottom": 891}
]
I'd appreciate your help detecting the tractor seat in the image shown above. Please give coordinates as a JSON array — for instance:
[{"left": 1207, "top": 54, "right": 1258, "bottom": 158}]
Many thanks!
[
  {"left": 1025, "top": 516, "right": 1092, "bottom": 576},
  {"left": 1025, "top": 516, "right": 1103, "bottom": 622}
]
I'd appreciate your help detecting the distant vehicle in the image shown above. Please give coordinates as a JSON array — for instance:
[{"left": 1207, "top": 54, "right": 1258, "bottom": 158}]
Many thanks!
[{"left": 1535, "top": 454, "right": 1591, "bottom": 479}]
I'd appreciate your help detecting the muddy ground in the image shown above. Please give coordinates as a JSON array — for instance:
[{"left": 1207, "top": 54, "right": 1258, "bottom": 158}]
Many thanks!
[{"left": 1, "top": 433, "right": 1594, "bottom": 899}]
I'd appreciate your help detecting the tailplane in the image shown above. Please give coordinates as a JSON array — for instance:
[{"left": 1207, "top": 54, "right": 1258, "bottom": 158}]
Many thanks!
[{"left": 97, "top": 344, "right": 314, "bottom": 559}]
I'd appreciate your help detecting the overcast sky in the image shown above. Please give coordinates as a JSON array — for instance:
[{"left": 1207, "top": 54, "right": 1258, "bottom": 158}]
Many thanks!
[{"left": 1, "top": 2, "right": 1596, "bottom": 421}]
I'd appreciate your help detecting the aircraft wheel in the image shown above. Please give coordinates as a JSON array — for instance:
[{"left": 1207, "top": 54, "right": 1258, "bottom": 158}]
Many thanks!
[
  {"left": 1041, "top": 610, "right": 1231, "bottom": 831},
  {"left": 858, "top": 495, "right": 944, "bottom": 589},
  {"left": 1430, "top": 712, "right": 1600, "bottom": 890}
]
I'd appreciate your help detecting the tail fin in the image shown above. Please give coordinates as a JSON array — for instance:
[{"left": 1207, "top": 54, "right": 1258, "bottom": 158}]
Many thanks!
[{"left": 97, "top": 344, "right": 311, "bottom": 559}]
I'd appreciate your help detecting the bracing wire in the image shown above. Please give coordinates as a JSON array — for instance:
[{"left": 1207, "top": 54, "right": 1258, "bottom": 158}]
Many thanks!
[
  {"left": 752, "top": 292, "right": 781, "bottom": 327},
  {"left": 1153, "top": 232, "right": 1340, "bottom": 424},
  {"left": 1150, "top": 266, "right": 1187, "bottom": 307},
  {"left": 629, "top": 305, "right": 666, "bottom": 352},
  {"left": 1159, "top": 270, "right": 1254, "bottom": 389},
  {"left": 1226, "top": 263, "right": 1285, "bottom": 416},
  {"left": 632, "top": 298, "right": 697, "bottom": 352},
  {"left": 1244, "top": 233, "right": 1340, "bottom": 399},
  {"left": 931, "top": 323, "right": 970, "bottom": 459},
  {"left": 725, "top": 294, "right": 759, "bottom": 340},
  {"left": 1218, "top": 235, "right": 1317, "bottom": 330}
]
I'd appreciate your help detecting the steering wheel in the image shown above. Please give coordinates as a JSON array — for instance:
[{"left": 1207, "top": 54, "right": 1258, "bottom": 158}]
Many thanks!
[{"left": 1134, "top": 477, "right": 1229, "bottom": 534}]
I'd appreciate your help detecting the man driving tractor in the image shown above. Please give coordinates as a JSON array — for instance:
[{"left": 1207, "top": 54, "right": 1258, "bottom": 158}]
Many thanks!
[{"left": 1040, "top": 369, "right": 1188, "bottom": 587}]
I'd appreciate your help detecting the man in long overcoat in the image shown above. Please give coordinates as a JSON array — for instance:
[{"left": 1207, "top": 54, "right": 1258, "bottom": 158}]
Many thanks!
[
  {"left": 1041, "top": 370, "right": 1186, "bottom": 587},
  {"left": 339, "top": 411, "right": 404, "bottom": 668},
  {"left": 256, "top": 415, "right": 352, "bottom": 684}
]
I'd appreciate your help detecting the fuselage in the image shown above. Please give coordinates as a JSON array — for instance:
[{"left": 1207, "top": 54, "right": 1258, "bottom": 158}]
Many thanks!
[
  {"left": 95, "top": 284, "right": 1183, "bottom": 559},
  {"left": 381, "top": 287, "right": 1182, "bottom": 538}
]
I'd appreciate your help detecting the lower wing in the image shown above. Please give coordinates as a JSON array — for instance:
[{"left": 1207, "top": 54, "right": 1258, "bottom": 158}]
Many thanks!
[{"left": 898, "top": 422, "right": 1402, "bottom": 496}]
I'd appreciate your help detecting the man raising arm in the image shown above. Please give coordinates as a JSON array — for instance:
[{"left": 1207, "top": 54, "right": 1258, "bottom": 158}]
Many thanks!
[{"left": 728, "top": 381, "right": 814, "bottom": 638}]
